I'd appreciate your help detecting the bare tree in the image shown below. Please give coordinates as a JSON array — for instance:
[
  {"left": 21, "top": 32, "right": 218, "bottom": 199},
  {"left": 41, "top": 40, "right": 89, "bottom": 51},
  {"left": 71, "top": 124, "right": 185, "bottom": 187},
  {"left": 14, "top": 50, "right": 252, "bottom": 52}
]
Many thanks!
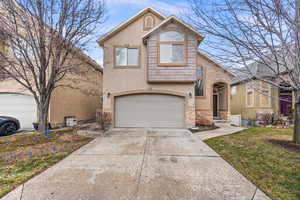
[
  {"left": 187, "top": 0, "right": 300, "bottom": 143},
  {"left": 0, "top": 0, "right": 105, "bottom": 132}
]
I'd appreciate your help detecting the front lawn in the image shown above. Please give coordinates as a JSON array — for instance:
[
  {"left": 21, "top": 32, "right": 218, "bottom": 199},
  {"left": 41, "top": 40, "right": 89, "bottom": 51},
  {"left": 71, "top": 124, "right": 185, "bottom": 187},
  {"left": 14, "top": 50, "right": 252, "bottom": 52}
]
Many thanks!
[
  {"left": 0, "top": 130, "right": 93, "bottom": 198},
  {"left": 205, "top": 127, "right": 300, "bottom": 200}
]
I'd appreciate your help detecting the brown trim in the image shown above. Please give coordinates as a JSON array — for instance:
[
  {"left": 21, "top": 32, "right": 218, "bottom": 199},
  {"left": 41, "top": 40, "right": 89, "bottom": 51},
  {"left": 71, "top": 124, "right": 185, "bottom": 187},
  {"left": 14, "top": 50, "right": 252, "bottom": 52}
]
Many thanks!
[
  {"left": 113, "top": 45, "right": 141, "bottom": 69},
  {"left": 142, "top": 16, "right": 205, "bottom": 44},
  {"left": 157, "top": 28, "right": 188, "bottom": 67},
  {"left": 98, "top": 7, "right": 166, "bottom": 46},
  {"left": 111, "top": 89, "right": 188, "bottom": 128},
  {"left": 196, "top": 96, "right": 206, "bottom": 99},
  {"left": 143, "top": 14, "right": 155, "bottom": 31}
]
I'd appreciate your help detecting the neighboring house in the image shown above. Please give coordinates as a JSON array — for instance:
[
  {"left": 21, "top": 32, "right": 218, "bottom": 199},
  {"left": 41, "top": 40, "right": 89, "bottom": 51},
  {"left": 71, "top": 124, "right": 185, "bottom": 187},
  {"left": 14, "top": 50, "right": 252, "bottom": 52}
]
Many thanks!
[
  {"left": 0, "top": 39, "right": 103, "bottom": 129},
  {"left": 231, "top": 63, "right": 294, "bottom": 125},
  {"left": 97, "top": 7, "right": 234, "bottom": 128}
]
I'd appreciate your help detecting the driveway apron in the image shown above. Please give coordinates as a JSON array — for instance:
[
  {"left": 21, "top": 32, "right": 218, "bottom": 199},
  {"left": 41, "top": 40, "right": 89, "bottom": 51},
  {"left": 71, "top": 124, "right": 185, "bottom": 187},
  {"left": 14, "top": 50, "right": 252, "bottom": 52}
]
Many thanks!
[{"left": 3, "top": 128, "right": 270, "bottom": 200}]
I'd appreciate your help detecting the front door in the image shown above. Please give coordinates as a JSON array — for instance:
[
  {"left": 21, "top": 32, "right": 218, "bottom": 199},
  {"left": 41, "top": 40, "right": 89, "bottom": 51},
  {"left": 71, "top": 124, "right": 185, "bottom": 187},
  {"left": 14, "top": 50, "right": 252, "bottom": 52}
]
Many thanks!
[
  {"left": 213, "top": 94, "right": 218, "bottom": 117},
  {"left": 280, "top": 95, "right": 292, "bottom": 116}
]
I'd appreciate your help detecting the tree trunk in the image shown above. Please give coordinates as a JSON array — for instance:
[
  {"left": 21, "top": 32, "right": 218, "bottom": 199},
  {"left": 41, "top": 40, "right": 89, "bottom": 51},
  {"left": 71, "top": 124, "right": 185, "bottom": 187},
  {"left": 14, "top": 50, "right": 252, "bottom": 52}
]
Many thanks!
[
  {"left": 293, "top": 89, "right": 300, "bottom": 144},
  {"left": 37, "top": 95, "right": 50, "bottom": 133}
]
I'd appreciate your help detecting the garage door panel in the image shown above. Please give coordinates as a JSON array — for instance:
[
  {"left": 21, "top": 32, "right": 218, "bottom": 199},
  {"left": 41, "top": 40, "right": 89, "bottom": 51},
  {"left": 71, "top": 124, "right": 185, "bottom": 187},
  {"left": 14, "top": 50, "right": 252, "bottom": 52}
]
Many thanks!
[
  {"left": 0, "top": 94, "right": 37, "bottom": 129},
  {"left": 115, "top": 94, "right": 184, "bottom": 128}
]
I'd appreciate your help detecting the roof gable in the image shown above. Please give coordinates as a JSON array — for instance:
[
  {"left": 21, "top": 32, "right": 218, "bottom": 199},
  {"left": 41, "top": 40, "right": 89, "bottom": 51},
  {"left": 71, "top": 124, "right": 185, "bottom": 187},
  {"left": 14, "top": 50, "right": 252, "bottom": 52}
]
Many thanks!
[
  {"left": 142, "top": 16, "right": 205, "bottom": 44},
  {"left": 97, "top": 7, "right": 166, "bottom": 46},
  {"left": 197, "top": 51, "right": 235, "bottom": 77}
]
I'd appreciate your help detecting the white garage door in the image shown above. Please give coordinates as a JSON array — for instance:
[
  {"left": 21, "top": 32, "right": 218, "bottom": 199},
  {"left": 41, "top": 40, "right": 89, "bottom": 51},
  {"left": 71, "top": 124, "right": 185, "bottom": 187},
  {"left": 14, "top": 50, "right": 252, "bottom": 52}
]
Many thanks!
[
  {"left": 115, "top": 94, "right": 185, "bottom": 128},
  {"left": 0, "top": 94, "right": 37, "bottom": 129}
]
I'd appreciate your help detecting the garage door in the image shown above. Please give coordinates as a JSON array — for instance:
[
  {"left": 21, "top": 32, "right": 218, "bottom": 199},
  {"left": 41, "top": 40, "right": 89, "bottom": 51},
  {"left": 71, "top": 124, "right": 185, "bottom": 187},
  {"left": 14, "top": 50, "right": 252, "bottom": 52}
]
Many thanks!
[
  {"left": 0, "top": 94, "right": 37, "bottom": 129},
  {"left": 115, "top": 94, "right": 185, "bottom": 128}
]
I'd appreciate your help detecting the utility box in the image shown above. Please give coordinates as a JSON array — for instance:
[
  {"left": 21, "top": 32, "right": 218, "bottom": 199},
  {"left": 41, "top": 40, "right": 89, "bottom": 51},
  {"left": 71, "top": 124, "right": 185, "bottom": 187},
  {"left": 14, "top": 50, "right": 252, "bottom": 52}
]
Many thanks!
[
  {"left": 65, "top": 116, "right": 77, "bottom": 127},
  {"left": 230, "top": 115, "right": 241, "bottom": 127}
]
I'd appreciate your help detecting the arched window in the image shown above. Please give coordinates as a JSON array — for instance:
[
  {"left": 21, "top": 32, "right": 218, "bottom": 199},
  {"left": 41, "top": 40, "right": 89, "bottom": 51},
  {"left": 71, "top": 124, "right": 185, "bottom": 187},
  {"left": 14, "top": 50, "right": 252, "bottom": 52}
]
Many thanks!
[
  {"left": 158, "top": 31, "right": 185, "bottom": 65},
  {"left": 143, "top": 15, "right": 154, "bottom": 30}
]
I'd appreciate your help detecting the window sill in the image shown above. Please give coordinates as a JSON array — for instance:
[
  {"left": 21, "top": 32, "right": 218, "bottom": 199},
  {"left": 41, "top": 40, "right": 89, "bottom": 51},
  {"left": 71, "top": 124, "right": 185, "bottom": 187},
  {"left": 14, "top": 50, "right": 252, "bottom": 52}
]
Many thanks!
[
  {"left": 158, "top": 63, "right": 187, "bottom": 67},
  {"left": 114, "top": 66, "right": 140, "bottom": 69}
]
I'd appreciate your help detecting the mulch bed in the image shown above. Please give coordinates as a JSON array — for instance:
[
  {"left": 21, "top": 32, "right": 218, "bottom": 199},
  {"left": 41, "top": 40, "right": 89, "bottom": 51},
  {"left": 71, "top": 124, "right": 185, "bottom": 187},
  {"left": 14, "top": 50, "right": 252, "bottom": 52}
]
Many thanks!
[
  {"left": 267, "top": 139, "right": 300, "bottom": 154},
  {"left": 192, "top": 124, "right": 219, "bottom": 133}
]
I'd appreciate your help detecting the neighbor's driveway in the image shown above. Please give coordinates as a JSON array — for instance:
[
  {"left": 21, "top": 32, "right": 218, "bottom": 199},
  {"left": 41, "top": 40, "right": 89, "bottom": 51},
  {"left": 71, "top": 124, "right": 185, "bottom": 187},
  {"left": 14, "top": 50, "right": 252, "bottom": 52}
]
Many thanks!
[{"left": 3, "top": 129, "right": 270, "bottom": 200}]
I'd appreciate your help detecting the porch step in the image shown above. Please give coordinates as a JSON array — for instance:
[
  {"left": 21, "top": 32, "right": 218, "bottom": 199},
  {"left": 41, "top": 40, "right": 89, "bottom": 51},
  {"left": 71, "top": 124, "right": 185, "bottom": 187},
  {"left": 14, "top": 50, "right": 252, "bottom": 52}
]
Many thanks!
[{"left": 214, "top": 120, "right": 230, "bottom": 123}]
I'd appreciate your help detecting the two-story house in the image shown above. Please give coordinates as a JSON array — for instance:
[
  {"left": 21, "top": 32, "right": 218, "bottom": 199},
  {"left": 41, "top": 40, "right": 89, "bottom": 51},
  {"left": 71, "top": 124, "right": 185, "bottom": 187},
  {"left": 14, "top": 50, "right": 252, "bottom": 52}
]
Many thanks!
[{"left": 98, "top": 7, "right": 234, "bottom": 129}]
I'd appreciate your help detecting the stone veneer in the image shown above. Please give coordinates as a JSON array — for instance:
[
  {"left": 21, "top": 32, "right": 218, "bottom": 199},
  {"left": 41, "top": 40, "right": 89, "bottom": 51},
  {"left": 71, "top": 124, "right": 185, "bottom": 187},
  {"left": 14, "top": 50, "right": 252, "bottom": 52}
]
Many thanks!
[
  {"left": 147, "top": 23, "right": 197, "bottom": 82},
  {"left": 219, "top": 110, "right": 229, "bottom": 120},
  {"left": 186, "top": 95, "right": 196, "bottom": 128},
  {"left": 196, "top": 110, "right": 213, "bottom": 125}
]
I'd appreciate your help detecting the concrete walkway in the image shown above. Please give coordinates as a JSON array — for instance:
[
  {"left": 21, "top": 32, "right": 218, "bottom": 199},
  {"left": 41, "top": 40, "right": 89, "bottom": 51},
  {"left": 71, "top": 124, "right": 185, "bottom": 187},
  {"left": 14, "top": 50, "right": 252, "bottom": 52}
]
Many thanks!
[
  {"left": 3, "top": 128, "right": 269, "bottom": 200},
  {"left": 197, "top": 123, "right": 246, "bottom": 140}
]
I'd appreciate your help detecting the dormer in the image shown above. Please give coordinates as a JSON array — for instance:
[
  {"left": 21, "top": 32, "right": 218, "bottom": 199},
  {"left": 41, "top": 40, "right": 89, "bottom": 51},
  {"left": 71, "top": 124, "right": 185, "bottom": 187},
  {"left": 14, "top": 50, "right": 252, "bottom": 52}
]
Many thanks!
[{"left": 143, "top": 16, "right": 205, "bottom": 82}]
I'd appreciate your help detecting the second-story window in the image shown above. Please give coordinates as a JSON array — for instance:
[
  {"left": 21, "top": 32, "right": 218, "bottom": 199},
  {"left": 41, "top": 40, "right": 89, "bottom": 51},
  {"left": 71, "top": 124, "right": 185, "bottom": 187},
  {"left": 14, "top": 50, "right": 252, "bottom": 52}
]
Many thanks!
[
  {"left": 115, "top": 47, "right": 139, "bottom": 67},
  {"left": 159, "top": 31, "right": 185, "bottom": 65}
]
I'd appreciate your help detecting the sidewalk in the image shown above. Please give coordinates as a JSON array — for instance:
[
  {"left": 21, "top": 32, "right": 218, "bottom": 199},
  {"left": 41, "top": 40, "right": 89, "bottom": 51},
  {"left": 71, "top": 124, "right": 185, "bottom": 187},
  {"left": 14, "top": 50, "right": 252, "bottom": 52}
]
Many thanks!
[{"left": 196, "top": 123, "right": 246, "bottom": 140}]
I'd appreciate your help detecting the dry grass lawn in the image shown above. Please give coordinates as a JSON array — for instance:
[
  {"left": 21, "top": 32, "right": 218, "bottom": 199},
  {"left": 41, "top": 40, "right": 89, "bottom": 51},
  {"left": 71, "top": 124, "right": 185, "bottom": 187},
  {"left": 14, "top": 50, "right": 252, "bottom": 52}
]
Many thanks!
[
  {"left": 0, "top": 130, "right": 93, "bottom": 198},
  {"left": 205, "top": 127, "right": 300, "bottom": 200}
]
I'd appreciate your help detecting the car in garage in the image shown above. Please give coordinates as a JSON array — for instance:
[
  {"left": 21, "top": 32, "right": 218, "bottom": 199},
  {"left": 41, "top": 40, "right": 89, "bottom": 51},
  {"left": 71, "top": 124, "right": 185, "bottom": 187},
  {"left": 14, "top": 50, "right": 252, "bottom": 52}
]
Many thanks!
[
  {"left": 0, "top": 116, "right": 20, "bottom": 136},
  {"left": 0, "top": 93, "right": 37, "bottom": 129}
]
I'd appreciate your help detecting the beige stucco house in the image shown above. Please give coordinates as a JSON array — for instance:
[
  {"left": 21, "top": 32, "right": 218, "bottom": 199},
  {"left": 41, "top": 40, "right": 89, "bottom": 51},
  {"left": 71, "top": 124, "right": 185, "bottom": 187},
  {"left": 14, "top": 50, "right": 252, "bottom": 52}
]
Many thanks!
[
  {"left": 98, "top": 7, "right": 234, "bottom": 129},
  {"left": 0, "top": 42, "right": 103, "bottom": 129},
  {"left": 0, "top": 4, "right": 103, "bottom": 129}
]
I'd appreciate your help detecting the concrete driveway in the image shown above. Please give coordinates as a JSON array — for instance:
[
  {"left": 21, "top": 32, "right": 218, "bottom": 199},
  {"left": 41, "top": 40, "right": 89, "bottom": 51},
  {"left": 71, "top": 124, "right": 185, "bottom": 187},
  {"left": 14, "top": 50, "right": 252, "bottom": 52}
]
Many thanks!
[{"left": 3, "top": 129, "right": 270, "bottom": 200}]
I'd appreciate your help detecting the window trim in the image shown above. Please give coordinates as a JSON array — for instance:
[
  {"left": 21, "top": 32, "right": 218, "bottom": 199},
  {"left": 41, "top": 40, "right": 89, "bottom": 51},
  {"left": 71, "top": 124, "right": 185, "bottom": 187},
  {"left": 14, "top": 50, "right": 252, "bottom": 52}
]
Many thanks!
[
  {"left": 113, "top": 45, "right": 141, "bottom": 69},
  {"left": 259, "top": 81, "right": 272, "bottom": 108},
  {"left": 195, "top": 66, "right": 206, "bottom": 98},
  {"left": 246, "top": 81, "right": 255, "bottom": 107},
  {"left": 157, "top": 28, "right": 187, "bottom": 67},
  {"left": 143, "top": 14, "right": 155, "bottom": 31}
]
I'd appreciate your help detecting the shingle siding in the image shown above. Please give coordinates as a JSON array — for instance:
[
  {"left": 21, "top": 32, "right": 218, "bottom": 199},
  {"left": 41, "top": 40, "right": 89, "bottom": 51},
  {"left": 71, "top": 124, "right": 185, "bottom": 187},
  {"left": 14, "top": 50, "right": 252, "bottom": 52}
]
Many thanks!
[{"left": 147, "top": 23, "right": 197, "bottom": 82}]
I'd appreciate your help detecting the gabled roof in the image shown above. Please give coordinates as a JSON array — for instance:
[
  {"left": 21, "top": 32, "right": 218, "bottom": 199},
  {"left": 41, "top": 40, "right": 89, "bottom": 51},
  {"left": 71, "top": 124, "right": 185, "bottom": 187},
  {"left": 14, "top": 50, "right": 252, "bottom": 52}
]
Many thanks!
[
  {"left": 97, "top": 7, "right": 166, "bottom": 46},
  {"left": 197, "top": 51, "right": 235, "bottom": 77},
  {"left": 231, "top": 57, "right": 293, "bottom": 85},
  {"left": 142, "top": 16, "right": 205, "bottom": 44}
]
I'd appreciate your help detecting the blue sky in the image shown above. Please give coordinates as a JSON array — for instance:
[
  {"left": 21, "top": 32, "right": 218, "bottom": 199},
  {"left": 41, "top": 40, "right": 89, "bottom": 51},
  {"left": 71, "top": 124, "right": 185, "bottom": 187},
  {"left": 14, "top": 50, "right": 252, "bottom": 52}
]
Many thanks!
[{"left": 87, "top": 0, "right": 190, "bottom": 65}]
